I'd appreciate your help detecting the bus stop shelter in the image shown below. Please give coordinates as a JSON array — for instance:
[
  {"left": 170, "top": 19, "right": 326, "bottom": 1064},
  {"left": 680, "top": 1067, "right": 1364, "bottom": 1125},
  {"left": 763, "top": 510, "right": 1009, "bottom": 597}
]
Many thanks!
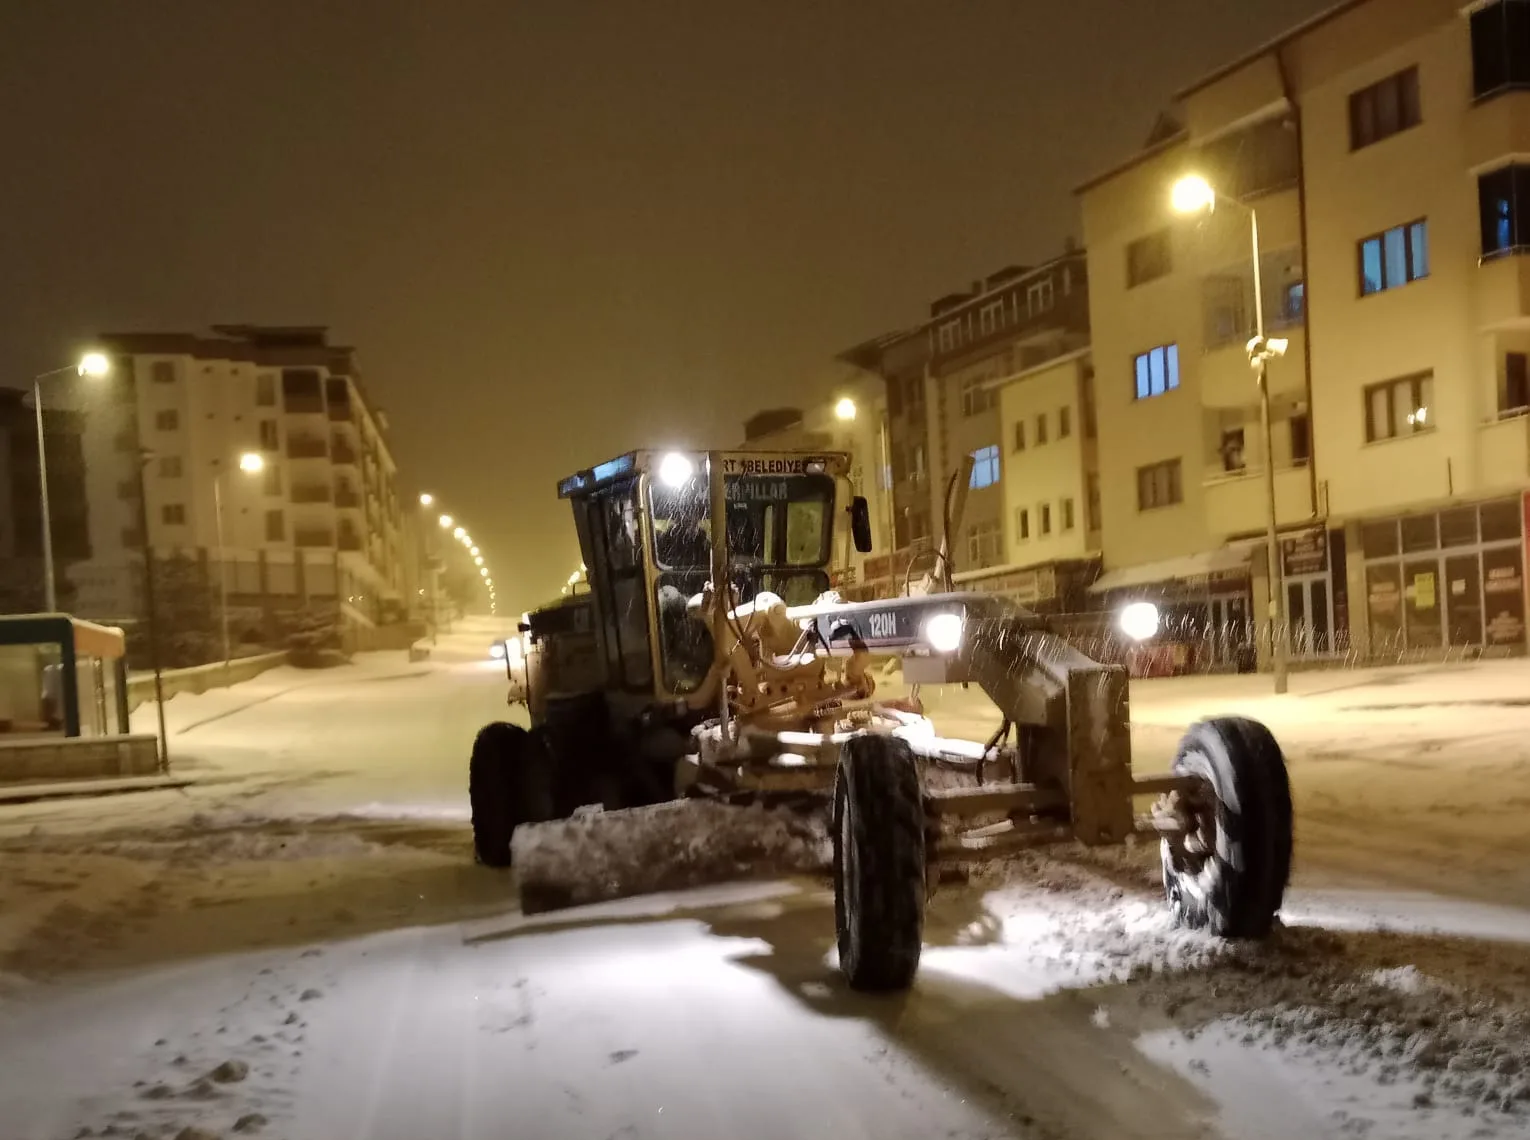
[{"left": 0, "top": 613, "right": 132, "bottom": 738}]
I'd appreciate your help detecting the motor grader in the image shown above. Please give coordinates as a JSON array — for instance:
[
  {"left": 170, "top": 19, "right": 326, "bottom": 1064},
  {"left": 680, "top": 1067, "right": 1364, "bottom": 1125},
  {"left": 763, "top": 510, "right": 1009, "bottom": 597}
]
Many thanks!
[{"left": 471, "top": 446, "right": 1293, "bottom": 992}]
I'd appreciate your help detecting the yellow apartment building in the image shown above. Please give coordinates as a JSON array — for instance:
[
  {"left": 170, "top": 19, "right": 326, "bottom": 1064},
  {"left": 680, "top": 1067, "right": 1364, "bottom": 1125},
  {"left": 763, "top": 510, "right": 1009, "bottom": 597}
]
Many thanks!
[{"left": 1079, "top": 0, "right": 1530, "bottom": 662}]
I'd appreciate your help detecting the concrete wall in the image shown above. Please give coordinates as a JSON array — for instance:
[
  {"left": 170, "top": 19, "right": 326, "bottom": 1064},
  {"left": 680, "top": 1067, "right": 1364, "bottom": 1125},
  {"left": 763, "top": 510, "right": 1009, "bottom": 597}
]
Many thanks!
[
  {"left": 0, "top": 734, "right": 159, "bottom": 784},
  {"left": 125, "top": 650, "right": 289, "bottom": 712}
]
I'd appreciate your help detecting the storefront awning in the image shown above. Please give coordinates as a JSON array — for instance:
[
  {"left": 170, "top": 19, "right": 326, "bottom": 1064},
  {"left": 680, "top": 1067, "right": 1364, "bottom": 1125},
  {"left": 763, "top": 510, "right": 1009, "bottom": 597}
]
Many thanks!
[{"left": 1087, "top": 541, "right": 1259, "bottom": 595}]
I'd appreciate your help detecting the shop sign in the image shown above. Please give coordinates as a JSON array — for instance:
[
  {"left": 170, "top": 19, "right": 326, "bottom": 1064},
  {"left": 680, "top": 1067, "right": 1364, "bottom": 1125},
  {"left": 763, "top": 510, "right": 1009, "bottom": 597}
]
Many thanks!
[{"left": 1281, "top": 528, "right": 1328, "bottom": 577}]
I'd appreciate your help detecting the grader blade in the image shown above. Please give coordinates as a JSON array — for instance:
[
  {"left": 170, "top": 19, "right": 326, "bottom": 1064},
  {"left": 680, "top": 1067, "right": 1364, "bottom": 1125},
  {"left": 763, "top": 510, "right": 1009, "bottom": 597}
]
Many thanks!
[{"left": 510, "top": 798, "right": 830, "bottom": 914}]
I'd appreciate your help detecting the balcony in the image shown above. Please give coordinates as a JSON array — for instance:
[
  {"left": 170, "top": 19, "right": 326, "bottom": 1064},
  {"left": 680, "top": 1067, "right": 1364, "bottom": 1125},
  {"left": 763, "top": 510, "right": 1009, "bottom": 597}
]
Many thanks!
[
  {"left": 338, "top": 530, "right": 363, "bottom": 552},
  {"left": 294, "top": 528, "right": 334, "bottom": 548},
  {"left": 1467, "top": 88, "right": 1530, "bottom": 171},
  {"left": 328, "top": 402, "right": 354, "bottom": 424},
  {"left": 1478, "top": 412, "right": 1530, "bottom": 487},
  {"left": 291, "top": 483, "right": 332, "bottom": 504},
  {"left": 1202, "top": 464, "right": 1313, "bottom": 537},
  {"left": 287, "top": 436, "right": 328, "bottom": 459},
  {"left": 334, "top": 487, "right": 361, "bottom": 509},
  {"left": 331, "top": 439, "right": 358, "bottom": 465},
  {"left": 1198, "top": 325, "right": 1306, "bottom": 409},
  {"left": 1474, "top": 253, "right": 1530, "bottom": 329}
]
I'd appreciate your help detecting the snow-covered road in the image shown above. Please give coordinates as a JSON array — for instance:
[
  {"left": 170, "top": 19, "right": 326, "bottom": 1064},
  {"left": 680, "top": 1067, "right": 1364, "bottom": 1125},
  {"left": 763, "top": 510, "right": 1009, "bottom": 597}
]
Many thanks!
[{"left": 3, "top": 629, "right": 1529, "bottom": 1140}]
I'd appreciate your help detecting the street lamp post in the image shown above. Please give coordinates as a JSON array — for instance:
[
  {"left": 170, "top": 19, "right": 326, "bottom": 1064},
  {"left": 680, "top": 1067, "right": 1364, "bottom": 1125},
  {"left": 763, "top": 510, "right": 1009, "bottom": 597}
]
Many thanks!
[
  {"left": 30, "top": 352, "right": 111, "bottom": 612},
  {"left": 1172, "top": 175, "right": 1290, "bottom": 694},
  {"left": 213, "top": 452, "right": 265, "bottom": 670},
  {"left": 132, "top": 448, "right": 170, "bottom": 771}
]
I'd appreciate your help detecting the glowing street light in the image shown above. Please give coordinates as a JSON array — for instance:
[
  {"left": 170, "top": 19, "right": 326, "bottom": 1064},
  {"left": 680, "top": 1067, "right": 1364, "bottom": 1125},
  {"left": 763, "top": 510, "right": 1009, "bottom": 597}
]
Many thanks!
[
  {"left": 453, "top": 526, "right": 466, "bottom": 539},
  {"left": 1170, "top": 171, "right": 1287, "bottom": 694},
  {"left": 470, "top": 546, "right": 480, "bottom": 556},
  {"left": 78, "top": 352, "right": 111, "bottom": 378},
  {"left": 439, "top": 514, "right": 453, "bottom": 529},
  {"left": 834, "top": 396, "right": 857, "bottom": 422},
  {"left": 238, "top": 451, "right": 265, "bottom": 474},
  {"left": 419, "top": 492, "right": 434, "bottom": 507},
  {"left": 480, "top": 567, "right": 489, "bottom": 577},
  {"left": 474, "top": 555, "right": 484, "bottom": 566}
]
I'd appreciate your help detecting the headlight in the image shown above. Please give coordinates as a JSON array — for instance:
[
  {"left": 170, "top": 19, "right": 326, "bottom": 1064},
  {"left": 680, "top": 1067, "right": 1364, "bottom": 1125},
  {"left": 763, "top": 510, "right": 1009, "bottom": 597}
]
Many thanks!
[
  {"left": 923, "top": 612, "right": 964, "bottom": 654},
  {"left": 504, "top": 638, "right": 524, "bottom": 664},
  {"left": 1118, "top": 602, "right": 1160, "bottom": 642},
  {"left": 489, "top": 643, "right": 506, "bottom": 660}
]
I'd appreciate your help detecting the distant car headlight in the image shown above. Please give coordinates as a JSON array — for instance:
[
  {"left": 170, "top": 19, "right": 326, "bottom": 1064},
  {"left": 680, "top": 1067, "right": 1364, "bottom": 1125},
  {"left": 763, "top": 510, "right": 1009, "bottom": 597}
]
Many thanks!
[
  {"left": 1118, "top": 602, "right": 1160, "bottom": 642},
  {"left": 489, "top": 642, "right": 506, "bottom": 660},
  {"left": 923, "top": 612, "right": 964, "bottom": 654}
]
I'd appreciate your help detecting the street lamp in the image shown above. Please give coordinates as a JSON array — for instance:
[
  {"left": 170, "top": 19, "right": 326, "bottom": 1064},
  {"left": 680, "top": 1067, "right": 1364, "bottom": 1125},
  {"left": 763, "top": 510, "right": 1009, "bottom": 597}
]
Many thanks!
[
  {"left": 439, "top": 514, "right": 453, "bottom": 529},
  {"left": 31, "top": 352, "right": 112, "bottom": 611},
  {"left": 1172, "top": 173, "right": 1289, "bottom": 694},
  {"left": 214, "top": 451, "right": 265, "bottom": 670},
  {"left": 419, "top": 492, "right": 434, "bottom": 507},
  {"left": 834, "top": 396, "right": 857, "bottom": 422}
]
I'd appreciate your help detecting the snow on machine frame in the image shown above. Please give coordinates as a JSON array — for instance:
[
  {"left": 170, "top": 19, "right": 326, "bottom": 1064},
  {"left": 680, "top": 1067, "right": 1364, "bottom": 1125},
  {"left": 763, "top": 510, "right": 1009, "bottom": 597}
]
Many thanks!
[{"left": 470, "top": 447, "right": 1293, "bottom": 993}]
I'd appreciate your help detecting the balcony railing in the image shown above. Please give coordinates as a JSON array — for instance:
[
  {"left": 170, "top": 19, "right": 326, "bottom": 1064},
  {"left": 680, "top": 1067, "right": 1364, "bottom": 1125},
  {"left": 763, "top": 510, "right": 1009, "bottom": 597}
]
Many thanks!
[
  {"left": 328, "top": 402, "right": 354, "bottom": 423},
  {"left": 283, "top": 396, "right": 325, "bottom": 415},
  {"left": 331, "top": 439, "right": 358, "bottom": 464},
  {"left": 334, "top": 488, "right": 361, "bottom": 508},
  {"left": 287, "top": 437, "right": 328, "bottom": 459},
  {"left": 294, "top": 528, "right": 334, "bottom": 548},
  {"left": 291, "top": 484, "right": 332, "bottom": 504}
]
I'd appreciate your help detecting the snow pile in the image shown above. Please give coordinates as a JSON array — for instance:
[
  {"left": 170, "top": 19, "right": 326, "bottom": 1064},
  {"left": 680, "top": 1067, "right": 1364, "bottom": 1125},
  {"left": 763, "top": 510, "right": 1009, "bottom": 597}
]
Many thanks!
[{"left": 512, "top": 798, "right": 830, "bottom": 914}]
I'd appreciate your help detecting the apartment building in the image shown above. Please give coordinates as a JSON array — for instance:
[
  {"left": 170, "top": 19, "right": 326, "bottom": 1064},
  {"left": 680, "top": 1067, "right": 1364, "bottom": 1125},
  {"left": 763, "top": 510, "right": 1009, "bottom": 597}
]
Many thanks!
[
  {"left": 0, "top": 389, "right": 90, "bottom": 613},
  {"left": 1078, "top": 0, "right": 1530, "bottom": 660},
  {"left": 841, "top": 248, "right": 1096, "bottom": 608},
  {"left": 66, "top": 326, "right": 407, "bottom": 651},
  {"left": 739, "top": 374, "right": 894, "bottom": 599}
]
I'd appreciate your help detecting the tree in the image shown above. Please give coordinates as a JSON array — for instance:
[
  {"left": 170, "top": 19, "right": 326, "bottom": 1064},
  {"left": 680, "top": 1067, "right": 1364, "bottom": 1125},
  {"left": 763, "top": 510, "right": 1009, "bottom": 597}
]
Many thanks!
[
  {"left": 155, "top": 553, "right": 217, "bottom": 668},
  {"left": 279, "top": 604, "right": 343, "bottom": 667}
]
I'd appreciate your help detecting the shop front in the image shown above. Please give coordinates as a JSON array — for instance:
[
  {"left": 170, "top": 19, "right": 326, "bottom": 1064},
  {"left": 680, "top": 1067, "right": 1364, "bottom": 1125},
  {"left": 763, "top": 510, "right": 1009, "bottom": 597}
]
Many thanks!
[
  {"left": 1278, "top": 527, "right": 1347, "bottom": 659},
  {"left": 1359, "top": 495, "right": 1526, "bottom": 657}
]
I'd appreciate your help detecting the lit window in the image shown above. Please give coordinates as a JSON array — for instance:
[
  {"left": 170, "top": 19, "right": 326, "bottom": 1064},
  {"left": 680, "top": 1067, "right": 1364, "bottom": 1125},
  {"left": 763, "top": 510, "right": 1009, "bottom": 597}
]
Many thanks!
[
  {"left": 1359, "top": 220, "right": 1428, "bottom": 295},
  {"left": 1132, "top": 344, "right": 1180, "bottom": 400},
  {"left": 970, "top": 444, "right": 1001, "bottom": 489},
  {"left": 1364, "top": 372, "right": 1435, "bottom": 442}
]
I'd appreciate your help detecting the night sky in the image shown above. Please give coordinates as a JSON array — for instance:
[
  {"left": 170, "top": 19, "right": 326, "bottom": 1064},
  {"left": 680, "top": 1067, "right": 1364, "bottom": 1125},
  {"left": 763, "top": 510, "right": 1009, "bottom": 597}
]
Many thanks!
[{"left": 1, "top": 1, "right": 1330, "bottom": 613}]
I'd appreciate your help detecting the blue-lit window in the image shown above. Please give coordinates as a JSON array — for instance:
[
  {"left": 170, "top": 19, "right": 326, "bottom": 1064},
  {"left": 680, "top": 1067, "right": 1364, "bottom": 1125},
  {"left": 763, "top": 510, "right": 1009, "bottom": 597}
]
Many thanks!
[
  {"left": 1132, "top": 343, "right": 1180, "bottom": 400},
  {"left": 970, "top": 444, "right": 1000, "bottom": 488},
  {"left": 1359, "top": 220, "right": 1428, "bottom": 295},
  {"left": 1283, "top": 282, "right": 1305, "bottom": 321},
  {"left": 1479, "top": 165, "right": 1530, "bottom": 257}
]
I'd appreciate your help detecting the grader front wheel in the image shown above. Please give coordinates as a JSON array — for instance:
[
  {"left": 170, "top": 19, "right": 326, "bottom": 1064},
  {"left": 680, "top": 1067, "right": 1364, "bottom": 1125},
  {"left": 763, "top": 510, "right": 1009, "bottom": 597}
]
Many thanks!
[
  {"left": 1161, "top": 716, "right": 1293, "bottom": 938},
  {"left": 833, "top": 734, "right": 926, "bottom": 992}
]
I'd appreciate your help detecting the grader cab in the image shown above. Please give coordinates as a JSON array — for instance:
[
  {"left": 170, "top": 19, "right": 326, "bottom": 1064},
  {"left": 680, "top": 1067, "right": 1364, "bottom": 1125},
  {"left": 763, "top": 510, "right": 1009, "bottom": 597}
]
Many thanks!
[{"left": 471, "top": 447, "right": 1294, "bottom": 994}]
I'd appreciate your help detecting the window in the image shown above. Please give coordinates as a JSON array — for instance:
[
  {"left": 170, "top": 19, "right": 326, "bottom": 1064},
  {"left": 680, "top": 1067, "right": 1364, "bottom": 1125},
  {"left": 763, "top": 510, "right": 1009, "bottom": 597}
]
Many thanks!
[
  {"left": 1364, "top": 371, "right": 1435, "bottom": 442},
  {"left": 155, "top": 409, "right": 179, "bottom": 431},
  {"left": 961, "top": 377, "right": 996, "bottom": 417},
  {"left": 966, "top": 521, "right": 1003, "bottom": 568},
  {"left": 970, "top": 444, "right": 1000, "bottom": 489},
  {"left": 1136, "top": 459, "right": 1183, "bottom": 511},
  {"left": 937, "top": 321, "right": 960, "bottom": 353},
  {"left": 1471, "top": 1, "right": 1530, "bottom": 100},
  {"left": 903, "top": 375, "right": 924, "bottom": 412},
  {"left": 1012, "top": 419, "right": 1026, "bottom": 452},
  {"left": 979, "top": 300, "right": 1005, "bottom": 335},
  {"left": 1061, "top": 497, "right": 1075, "bottom": 531},
  {"left": 159, "top": 456, "right": 183, "bottom": 478},
  {"left": 256, "top": 373, "right": 276, "bottom": 406},
  {"left": 1126, "top": 229, "right": 1173, "bottom": 287},
  {"left": 1478, "top": 165, "right": 1530, "bottom": 258},
  {"left": 1349, "top": 67, "right": 1421, "bottom": 150},
  {"left": 1283, "top": 282, "right": 1305, "bottom": 322},
  {"left": 1290, "top": 413, "right": 1311, "bottom": 463},
  {"left": 1059, "top": 406, "right": 1072, "bottom": 439},
  {"left": 1035, "top": 412, "right": 1048, "bottom": 445},
  {"left": 263, "top": 463, "right": 283, "bottom": 496},
  {"left": 1039, "top": 503, "right": 1052, "bottom": 536},
  {"left": 1359, "top": 220, "right": 1428, "bottom": 295},
  {"left": 1221, "top": 428, "right": 1246, "bottom": 473},
  {"left": 162, "top": 504, "right": 186, "bottom": 526},
  {"left": 1027, "top": 278, "right": 1055, "bottom": 315},
  {"left": 1132, "top": 343, "right": 1180, "bottom": 400},
  {"left": 1086, "top": 473, "right": 1101, "bottom": 530},
  {"left": 1015, "top": 507, "right": 1030, "bottom": 540},
  {"left": 258, "top": 419, "right": 279, "bottom": 450},
  {"left": 265, "top": 509, "right": 285, "bottom": 542},
  {"left": 152, "top": 361, "right": 176, "bottom": 384},
  {"left": 1505, "top": 353, "right": 1530, "bottom": 413}
]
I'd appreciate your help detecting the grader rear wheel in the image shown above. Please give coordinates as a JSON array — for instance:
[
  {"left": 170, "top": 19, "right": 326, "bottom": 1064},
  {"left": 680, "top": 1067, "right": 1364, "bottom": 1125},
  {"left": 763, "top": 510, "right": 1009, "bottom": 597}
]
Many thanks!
[
  {"left": 469, "top": 722, "right": 556, "bottom": 867},
  {"left": 1161, "top": 716, "right": 1293, "bottom": 938},
  {"left": 832, "top": 734, "right": 926, "bottom": 992}
]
